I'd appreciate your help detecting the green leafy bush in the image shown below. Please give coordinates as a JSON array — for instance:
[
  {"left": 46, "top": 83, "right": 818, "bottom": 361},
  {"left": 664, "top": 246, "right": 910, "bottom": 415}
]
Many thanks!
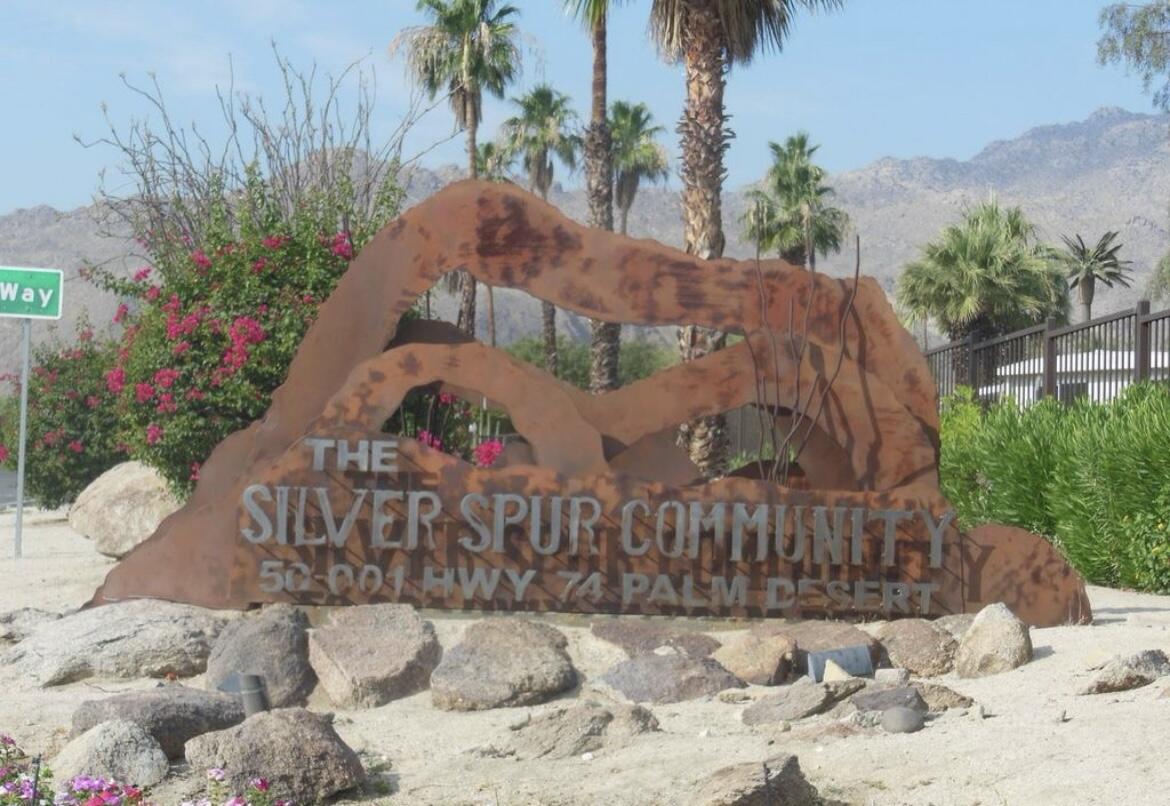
[
  {"left": 505, "top": 336, "right": 676, "bottom": 389},
  {"left": 0, "top": 323, "right": 124, "bottom": 508},
  {"left": 940, "top": 383, "right": 1170, "bottom": 591}
]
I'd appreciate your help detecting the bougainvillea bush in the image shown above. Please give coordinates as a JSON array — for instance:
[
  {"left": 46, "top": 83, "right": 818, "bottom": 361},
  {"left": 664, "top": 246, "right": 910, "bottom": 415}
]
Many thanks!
[
  {"left": 0, "top": 325, "right": 124, "bottom": 508},
  {"left": 88, "top": 174, "right": 402, "bottom": 494}
]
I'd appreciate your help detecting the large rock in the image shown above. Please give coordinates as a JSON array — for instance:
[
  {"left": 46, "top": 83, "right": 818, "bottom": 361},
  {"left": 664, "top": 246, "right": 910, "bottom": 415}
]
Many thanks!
[
  {"left": 431, "top": 619, "right": 576, "bottom": 711},
  {"left": 206, "top": 604, "right": 316, "bottom": 708},
  {"left": 881, "top": 706, "right": 925, "bottom": 734},
  {"left": 913, "top": 682, "right": 974, "bottom": 712},
  {"left": 602, "top": 652, "right": 743, "bottom": 704},
  {"left": 712, "top": 633, "right": 796, "bottom": 686},
  {"left": 67, "top": 461, "right": 179, "bottom": 558},
  {"left": 935, "top": 613, "right": 976, "bottom": 641},
  {"left": 1079, "top": 650, "right": 1170, "bottom": 694},
  {"left": 72, "top": 685, "right": 245, "bottom": 759},
  {"left": 590, "top": 620, "right": 720, "bottom": 659},
  {"left": 185, "top": 708, "right": 363, "bottom": 804},
  {"left": 510, "top": 700, "right": 659, "bottom": 759},
  {"left": 741, "top": 679, "right": 830, "bottom": 725},
  {"left": 0, "top": 608, "right": 59, "bottom": 644},
  {"left": 852, "top": 685, "right": 928, "bottom": 714},
  {"left": 691, "top": 753, "right": 820, "bottom": 806},
  {"left": 5, "top": 600, "right": 228, "bottom": 686},
  {"left": 954, "top": 603, "right": 1033, "bottom": 678},
  {"left": 309, "top": 604, "right": 441, "bottom": 708},
  {"left": 875, "top": 619, "right": 957, "bottom": 677},
  {"left": 54, "top": 719, "right": 169, "bottom": 787}
]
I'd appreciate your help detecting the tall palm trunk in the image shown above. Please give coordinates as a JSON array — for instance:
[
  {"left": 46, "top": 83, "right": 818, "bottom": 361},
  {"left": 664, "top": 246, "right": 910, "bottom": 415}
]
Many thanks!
[
  {"left": 1079, "top": 276, "right": 1095, "bottom": 322},
  {"left": 458, "top": 98, "right": 479, "bottom": 338},
  {"left": 676, "top": 0, "right": 729, "bottom": 479},
  {"left": 586, "top": 9, "right": 621, "bottom": 394},
  {"left": 619, "top": 204, "right": 630, "bottom": 236}
]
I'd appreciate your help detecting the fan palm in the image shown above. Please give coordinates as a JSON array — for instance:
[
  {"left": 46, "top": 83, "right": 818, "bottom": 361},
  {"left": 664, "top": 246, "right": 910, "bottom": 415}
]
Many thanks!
[
  {"left": 1059, "top": 231, "right": 1132, "bottom": 322},
  {"left": 502, "top": 85, "right": 582, "bottom": 376},
  {"left": 611, "top": 101, "right": 671, "bottom": 236},
  {"left": 392, "top": 0, "right": 522, "bottom": 338},
  {"left": 897, "top": 200, "right": 1069, "bottom": 343},
  {"left": 649, "top": 0, "right": 845, "bottom": 478},
  {"left": 742, "top": 133, "right": 848, "bottom": 269}
]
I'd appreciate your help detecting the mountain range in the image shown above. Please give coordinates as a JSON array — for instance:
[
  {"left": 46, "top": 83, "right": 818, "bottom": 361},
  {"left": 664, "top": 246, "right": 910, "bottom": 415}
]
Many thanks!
[{"left": 2, "top": 105, "right": 1169, "bottom": 381}]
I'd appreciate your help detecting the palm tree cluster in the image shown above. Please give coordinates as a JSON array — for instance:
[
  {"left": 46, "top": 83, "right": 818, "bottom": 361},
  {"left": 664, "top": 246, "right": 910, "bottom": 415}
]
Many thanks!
[{"left": 742, "top": 133, "right": 849, "bottom": 268}]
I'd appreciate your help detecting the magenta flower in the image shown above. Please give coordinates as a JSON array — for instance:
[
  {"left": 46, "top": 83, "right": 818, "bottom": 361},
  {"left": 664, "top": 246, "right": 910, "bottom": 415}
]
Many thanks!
[
  {"left": 416, "top": 430, "right": 443, "bottom": 450},
  {"left": 190, "top": 249, "right": 212, "bottom": 270},
  {"left": 251, "top": 777, "right": 270, "bottom": 792},
  {"left": 145, "top": 423, "right": 163, "bottom": 445},
  {"left": 105, "top": 367, "right": 126, "bottom": 394},
  {"left": 474, "top": 439, "right": 504, "bottom": 468},
  {"left": 68, "top": 440, "right": 84, "bottom": 454},
  {"left": 132, "top": 266, "right": 152, "bottom": 282},
  {"left": 144, "top": 285, "right": 161, "bottom": 301},
  {"left": 153, "top": 367, "right": 181, "bottom": 389},
  {"left": 113, "top": 303, "right": 129, "bottom": 324},
  {"left": 206, "top": 767, "right": 226, "bottom": 782},
  {"left": 330, "top": 231, "right": 354, "bottom": 260},
  {"left": 262, "top": 234, "right": 288, "bottom": 250},
  {"left": 0, "top": 446, "right": 9, "bottom": 464},
  {"left": 135, "top": 383, "right": 155, "bottom": 404}
]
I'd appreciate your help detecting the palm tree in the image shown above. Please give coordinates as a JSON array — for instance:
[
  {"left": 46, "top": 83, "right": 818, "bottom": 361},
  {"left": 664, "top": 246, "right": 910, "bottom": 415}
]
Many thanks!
[
  {"left": 611, "top": 101, "right": 671, "bottom": 236},
  {"left": 649, "top": 0, "right": 844, "bottom": 478},
  {"left": 502, "top": 84, "right": 582, "bottom": 376},
  {"left": 392, "top": 0, "right": 522, "bottom": 339},
  {"left": 742, "top": 133, "right": 848, "bottom": 269},
  {"left": 475, "top": 140, "right": 513, "bottom": 181},
  {"left": 1059, "top": 231, "right": 1132, "bottom": 322},
  {"left": 897, "top": 200, "right": 1069, "bottom": 343},
  {"left": 567, "top": 0, "right": 621, "bottom": 394}
]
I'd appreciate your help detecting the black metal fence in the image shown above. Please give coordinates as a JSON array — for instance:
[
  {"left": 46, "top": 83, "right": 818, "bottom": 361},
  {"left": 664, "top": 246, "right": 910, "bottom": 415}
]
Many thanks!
[{"left": 925, "top": 300, "right": 1170, "bottom": 407}]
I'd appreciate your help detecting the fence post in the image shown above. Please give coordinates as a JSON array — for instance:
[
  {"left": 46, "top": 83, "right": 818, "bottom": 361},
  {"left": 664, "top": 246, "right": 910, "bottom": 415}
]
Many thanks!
[
  {"left": 1042, "top": 318, "right": 1058, "bottom": 400},
  {"left": 963, "top": 332, "right": 976, "bottom": 389},
  {"left": 1135, "top": 299, "right": 1151, "bottom": 383}
]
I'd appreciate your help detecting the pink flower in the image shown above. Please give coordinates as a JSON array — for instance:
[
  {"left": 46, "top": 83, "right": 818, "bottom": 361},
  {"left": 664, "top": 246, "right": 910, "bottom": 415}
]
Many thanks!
[
  {"left": 153, "top": 367, "right": 181, "bottom": 389},
  {"left": 206, "top": 768, "right": 226, "bottom": 782},
  {"left": 438, "top": 392, "right": 456, "bottom": 405},
  {"left": 113, "top": 303, "right": 129, "bottom": 324},
  {"left": 474, "top": 439, "right": 504, "bottom": 468},
  {"left": 262, "top": 234, "right": 288, "bottom": 250},
  {"left": 145, "top": 285, "right": 161, "bottom": 301},
  {"left": 156, "top": 393, "right": 177, "bottom": 414},
  {"left": 0, "top": 445, "right": 8, "bottom": 463},
  {"left": 68, "top": 440, "right": 84, "bottom": 454},
  {"left": 330, "top": 230, "right": 354, "bottom": 260},
  {"left": 172, "top": 340, "right": 191, "bottom": 357},
  {"left": 105, "top": 367, "right": 126, "bottom": 394},
  {"left": 250, "top": 778, "right": 270, "bottom": 792},
  {"left": 79, "top": 328, "right": 93, "bottom": 343},
  {"left": 86, "top": 395, "right": 101, "bottom": 409},
  {"left": 189, "top": 462, "right": 201, "bottom": 481},
  {"left": 135, "top": 383, "right": 155, "bottom": 403},
  {"left": 161, "top": 293, "right": 181, "bottom": 313},
  {"left": 145, "top": 423, "right": 164, "bottom": 445},
  {"left": 190, "top": 250, "right": 212, "bottom": 270},
  {"left": 417, "top": 430, "right": 443, "bottom": 450},
  {"left": 132, "top": 266, "right": 152, "bottom": 282},
  {"left": 251, "top": 257, "right": 268, "bottom": 274},
  {"left": 185, "top": 388, "right": 205, "bottom": 401}
]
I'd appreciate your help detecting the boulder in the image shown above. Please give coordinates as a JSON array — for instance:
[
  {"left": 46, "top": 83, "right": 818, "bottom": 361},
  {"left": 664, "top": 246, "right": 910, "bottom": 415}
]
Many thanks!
[
  {"left": 309, "top": 604, "right": 441, "bottom": 708},
  {"left": 54, "top": 719, "right": 169, "bottom": 787},
  {"left": 590, "top": 620, "right": 720, "bottom": 659},
  {"left": 711, "top": 633, "right": 796, "bottom": 685},
  {"left": 67, "top": 461, "right": 179, "bottom": 558},
  {"left": 431, "top": 619, "right": 576, "bottom": 711},
  {"left": 875, "top": 619, "right": 957, "bottom": 677},
  {"left": 205, "top": 605, "right": 315, "bottom": 708},
  {"left": 851, "top": 685, "right": 928, "bottom": 714},
  {"left": 184, "top": 708, "right": 363, "bottom": 804},
  {"left": 954, "top": 603, "right": 1033, "bottom": 678},
  {"left": 935, "top": 613, "right": 976, "bottom": 641},
  {"left": 510, "top": 700, "right": 659, "bottom": 759},
  {"left": 756, "top": 621, "right": 881, "bottom": 673},
  {"left": 741, "top": 679, "right": 830, "bottom": 725},
  {"left": 602, "top": 652, "right": 743, "bottom": 704},
  {"left": 874, "top": 668, "right": 911, "bottom": 686},
  {"left": 0, "top": 608, "right": 59, "bottom": 644},
  {"left": 881, "top": 706, "right": 925, "bottom": 734},
  {"left": 691, "top": 753, "right": 820, "bottom": 806},
  {"left": 1079, "top": 650, "right": 1170, "bottom": 694},
  {"left": 913, "top": 682, "right": 974, "bottom": 712},
  {"left": 72, "top": 685, "right": 245, "bottom": 759},
  {"left": 5, "top": 600, "right": 228, "bottom": 686}
]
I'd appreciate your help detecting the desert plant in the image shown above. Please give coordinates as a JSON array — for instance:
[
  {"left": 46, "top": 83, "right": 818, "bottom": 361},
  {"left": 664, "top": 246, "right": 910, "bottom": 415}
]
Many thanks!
[{"left": 1058, "top": 231, "right": 1132, "bottom": 322}]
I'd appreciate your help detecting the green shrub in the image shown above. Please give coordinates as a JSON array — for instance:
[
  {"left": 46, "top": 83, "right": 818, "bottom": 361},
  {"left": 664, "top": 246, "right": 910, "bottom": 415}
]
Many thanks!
[
  {"left": 940, "top": 382, "right": 1170, "bottom": 590},
  {"left": 505, "top": 336, "right": 676, "bottom": 390},
  {"left": 0, "top": 323, "right": 124, "bottom": 507}
]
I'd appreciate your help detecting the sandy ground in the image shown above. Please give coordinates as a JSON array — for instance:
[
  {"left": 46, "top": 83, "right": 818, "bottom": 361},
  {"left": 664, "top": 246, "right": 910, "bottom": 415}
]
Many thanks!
[{"left": 1, "top": 508, "right": 1169, "bottom": 805}]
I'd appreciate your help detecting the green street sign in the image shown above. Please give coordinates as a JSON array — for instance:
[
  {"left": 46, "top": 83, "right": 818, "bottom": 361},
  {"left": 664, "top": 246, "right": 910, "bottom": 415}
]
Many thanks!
[{"left": 0, "top": 266, "right": 64, "bottom": 320}]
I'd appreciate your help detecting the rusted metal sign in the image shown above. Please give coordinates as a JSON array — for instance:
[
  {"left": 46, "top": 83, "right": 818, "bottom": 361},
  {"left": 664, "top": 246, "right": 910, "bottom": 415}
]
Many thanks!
[{"left": 91, "top": 181, "right": 1091, "bottom": 627}]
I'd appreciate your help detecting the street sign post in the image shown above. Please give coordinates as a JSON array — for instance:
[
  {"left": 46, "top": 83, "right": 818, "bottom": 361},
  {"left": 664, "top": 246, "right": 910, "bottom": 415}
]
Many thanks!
[{"left": 1, "top": 266, "right": 64, "bottom": 559}]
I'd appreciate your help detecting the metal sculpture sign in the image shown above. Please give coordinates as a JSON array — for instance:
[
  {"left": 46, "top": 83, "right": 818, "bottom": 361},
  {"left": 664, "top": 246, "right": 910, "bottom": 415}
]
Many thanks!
[{"left": 91, "top": 181, "right": 1091, "bottom": 627}]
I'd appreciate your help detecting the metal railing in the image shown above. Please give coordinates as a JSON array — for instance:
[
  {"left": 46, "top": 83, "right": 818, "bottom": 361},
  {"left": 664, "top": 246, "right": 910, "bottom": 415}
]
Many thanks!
[{"left": 925, "top": 300, "right": 1170, "bottom": 407}]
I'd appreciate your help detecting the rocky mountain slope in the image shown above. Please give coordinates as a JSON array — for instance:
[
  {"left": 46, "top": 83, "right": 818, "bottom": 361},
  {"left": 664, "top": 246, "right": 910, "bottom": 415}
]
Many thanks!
[{"left": 2, "top": 106, "right": 1169, "bottom": 380}]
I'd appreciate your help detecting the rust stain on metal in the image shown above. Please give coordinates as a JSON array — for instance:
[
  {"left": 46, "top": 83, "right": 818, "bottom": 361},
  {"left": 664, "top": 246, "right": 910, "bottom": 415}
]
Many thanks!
[{"left": 90, "top": 181, "right": 1090, "bottom": 628}]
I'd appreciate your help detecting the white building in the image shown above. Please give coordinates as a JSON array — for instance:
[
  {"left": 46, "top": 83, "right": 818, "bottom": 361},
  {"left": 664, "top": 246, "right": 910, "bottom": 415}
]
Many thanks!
[{"left": 978, "top": 350, "right": 1170, "bottom": 406}]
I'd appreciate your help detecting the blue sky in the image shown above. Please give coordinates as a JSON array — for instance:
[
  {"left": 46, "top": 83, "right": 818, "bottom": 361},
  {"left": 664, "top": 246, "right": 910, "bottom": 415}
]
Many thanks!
[{"left": 0, "top": 0, "right": 1155, "bottom": 214}]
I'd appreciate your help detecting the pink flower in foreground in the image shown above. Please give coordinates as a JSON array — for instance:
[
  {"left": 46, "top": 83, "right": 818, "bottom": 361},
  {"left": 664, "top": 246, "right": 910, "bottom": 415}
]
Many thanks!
[
  {"left": 132, "top": 266, "right": 152, "bottom": 282},
  {"left": 145, "top": 423, "right": 164, "bottom": 445},
  {"left": 156, "top": 393, "right": 177, "bottom": 414},
  {"left": 474, "top": 439, "right": 504, "bottom": 468},
  {"left": 189, "top": 462, "right": 201, "bottom": 481},
  {"left": 251, "top": 257, "right": 268, "bottom": 274},
  {"left": 172, "top": 340, "right": 191, "bottom": 357},
  {"left": 144, "top": 285, "right": 161, "bottom": 302},
  {"left": 105, "top": 367, "right": 126, "bottom": 394},
  {"left": 330, "top": 231, "right": 354, "bottom": 260},
  {"left": 135, "top": 383, "right": 155, "bottom": 404},
  {"left": 153, "top": 367, "right": 181, "bottom": 389},
  {"left": 113, "top": 303, "right": 129, "bottom": 324},
  {"left": 262, "top": 234, "right": 288, "bottom": 250},
  {"left": 250, "top": 778, "right": 270, "bottom": 792},
  {"left": 85, "top": 395, "right": 101, "bottom": 409},
  {"left": 416, "top": 430, "right": 442, "bottom": 450},
  {"left": 0, "top": 445, "right": 9, "bottom": 463},
  {"left": 438, "top": 392, "right": 456, "bottom": 405},
  {"left": 190, "top": 250, "right": 212, "bottom": 270},
  {"left": 68, "top": 440, "right": 84, "bottom": 454}
]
